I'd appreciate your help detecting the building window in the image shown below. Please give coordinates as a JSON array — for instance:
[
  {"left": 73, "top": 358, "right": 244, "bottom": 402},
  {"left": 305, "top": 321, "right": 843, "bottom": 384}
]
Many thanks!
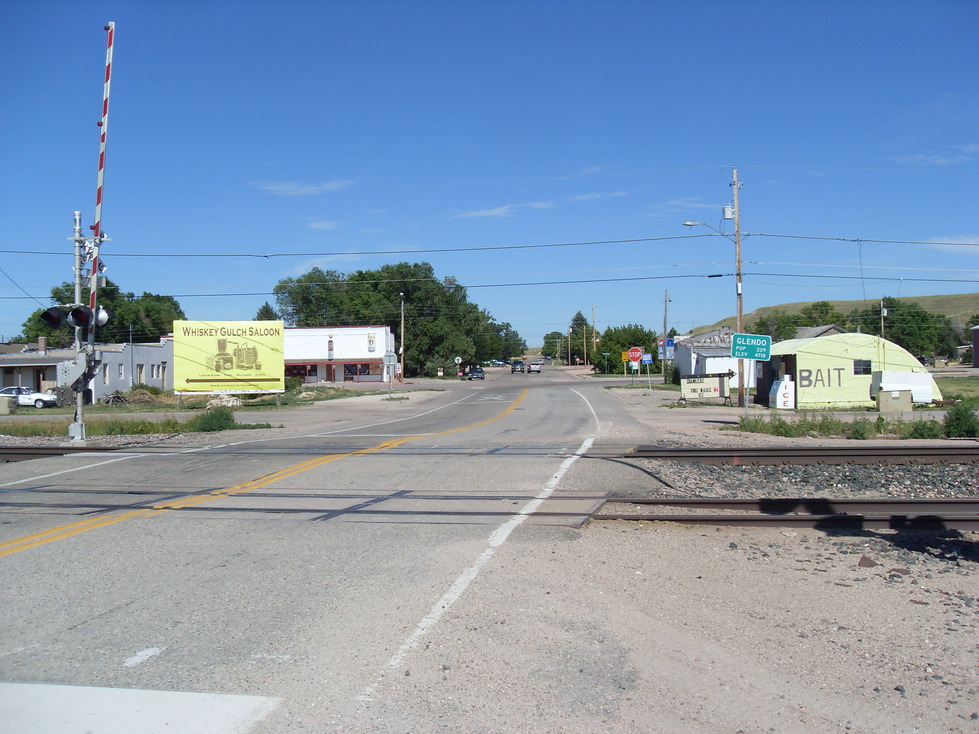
[
  {"left": 136, "top": 364, "right": 145, "bottom": 383},
  {"left": 102, "top": 364, "right": 109, "bottom": 385},
  {"left": 853, "top": 359, "right": 872, "bottom": 375},
  {"left": 118, "top": 364, "right": 124, "bottom": 380}
]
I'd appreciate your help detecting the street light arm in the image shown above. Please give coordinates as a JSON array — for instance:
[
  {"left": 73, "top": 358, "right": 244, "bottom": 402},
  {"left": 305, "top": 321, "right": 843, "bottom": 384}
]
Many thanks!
[{"left": 682, "top": 221, "right": 735, "bottom": 243}]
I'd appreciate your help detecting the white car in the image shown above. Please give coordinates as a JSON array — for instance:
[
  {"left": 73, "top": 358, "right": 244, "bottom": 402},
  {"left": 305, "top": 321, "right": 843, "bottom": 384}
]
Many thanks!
[
  {"left": 0, "top": 386, "right": 58, "bottom": 408},
  {"left": 528, "top": 362, "right": 542, "bottom": 373}
]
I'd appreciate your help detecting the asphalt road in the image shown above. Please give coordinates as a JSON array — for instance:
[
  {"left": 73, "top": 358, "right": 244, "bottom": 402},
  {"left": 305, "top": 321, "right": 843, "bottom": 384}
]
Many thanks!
[{"left": 0, "top": 368, "right": 631, "bottom": 732}]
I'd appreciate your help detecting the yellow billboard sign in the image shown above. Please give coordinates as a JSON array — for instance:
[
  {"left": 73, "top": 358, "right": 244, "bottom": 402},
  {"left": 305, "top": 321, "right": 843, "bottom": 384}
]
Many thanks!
[{"left": 173, "top": 320, "right": 285, "bottom": 393}]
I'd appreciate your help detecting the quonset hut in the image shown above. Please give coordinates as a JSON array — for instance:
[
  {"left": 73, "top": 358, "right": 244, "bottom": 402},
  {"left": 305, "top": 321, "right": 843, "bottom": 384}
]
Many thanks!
[{"left": 756, "top": 332, "right": 942, "bottom": 409}]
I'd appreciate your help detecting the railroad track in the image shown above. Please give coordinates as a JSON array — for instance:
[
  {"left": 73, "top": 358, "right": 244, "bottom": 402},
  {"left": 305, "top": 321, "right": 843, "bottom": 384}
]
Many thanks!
[
  {"left": 596, "top": 497, "right": 979, "bottom": 531},
  {"left": 0, "top": 446, "right": 121, "bottom": 462},
  {"left": 630, "top": 445, "right": 979, "bottom": 465}
]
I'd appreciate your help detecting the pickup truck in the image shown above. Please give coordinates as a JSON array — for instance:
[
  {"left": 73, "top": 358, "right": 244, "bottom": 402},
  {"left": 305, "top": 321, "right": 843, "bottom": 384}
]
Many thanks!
[{"left": 511, "top": 360, "right": 525, "bottom": 373}]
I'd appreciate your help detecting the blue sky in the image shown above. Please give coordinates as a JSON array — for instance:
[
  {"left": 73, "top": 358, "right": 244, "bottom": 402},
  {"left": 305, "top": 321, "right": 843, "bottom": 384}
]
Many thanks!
[{"left": 1, "top": 1, "right": 977, "bottom": 347}]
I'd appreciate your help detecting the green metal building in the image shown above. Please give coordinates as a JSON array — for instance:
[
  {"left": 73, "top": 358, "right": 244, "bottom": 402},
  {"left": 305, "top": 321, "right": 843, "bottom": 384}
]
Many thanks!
[{"left": 758, "top": 332, "right": 942, "bottom": 409}]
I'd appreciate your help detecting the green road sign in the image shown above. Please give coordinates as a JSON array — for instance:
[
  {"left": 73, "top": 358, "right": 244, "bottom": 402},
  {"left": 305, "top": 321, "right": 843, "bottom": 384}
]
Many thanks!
[{"left": 731, "top": 333, "right": 772, "bottom": 361}]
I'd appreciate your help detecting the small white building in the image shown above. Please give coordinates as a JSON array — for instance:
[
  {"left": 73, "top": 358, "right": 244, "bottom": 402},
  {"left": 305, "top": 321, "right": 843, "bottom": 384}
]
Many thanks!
[
  {"left": 673, "top": 327, "right": 756, "bottom": 390},
  {"left": 284, "top": 326, "right": 396, "bottom": 383}
]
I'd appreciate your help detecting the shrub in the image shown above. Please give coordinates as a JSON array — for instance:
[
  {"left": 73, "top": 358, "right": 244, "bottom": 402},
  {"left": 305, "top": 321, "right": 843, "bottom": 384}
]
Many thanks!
[
  {"left": 285, "top": 376, "right": 304, "bottom": 392},
  {"left": 844, "top": 419, "right": 875, "bottom": 440},
  {"left": 943, "top": 402, "right": 979, "bottom": 438},
  {"left": 186, "top": 405, "right": 237, "bottom": 432},
  {"left": 130, "top": 383, "right": 162, "bottom": 396},
  {"left": 904, "top": 420, "right": 945, "bottom": 439}
]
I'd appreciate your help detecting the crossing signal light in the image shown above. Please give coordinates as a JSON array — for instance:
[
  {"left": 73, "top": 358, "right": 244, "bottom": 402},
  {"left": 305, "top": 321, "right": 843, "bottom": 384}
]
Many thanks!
[
  {"left": 40, "top": 307, "right": 65, "bottom": 328},
  {"left": 95, "top": 306, "right": 113, "bottom": 327},
  {"left": 67, "top": 306, "right": 95, "bottom": 328}
]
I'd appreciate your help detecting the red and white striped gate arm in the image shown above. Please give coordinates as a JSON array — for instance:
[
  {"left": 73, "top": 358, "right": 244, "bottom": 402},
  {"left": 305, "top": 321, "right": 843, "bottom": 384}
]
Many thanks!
[{"left": 90, "top": 22, "right": 114, "bottom": 320}]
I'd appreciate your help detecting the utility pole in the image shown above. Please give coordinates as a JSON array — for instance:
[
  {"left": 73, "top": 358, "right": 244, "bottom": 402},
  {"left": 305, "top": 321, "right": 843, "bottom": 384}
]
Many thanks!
[
  {"left": 663, "top": 289, "right": 670, "bottom": 384},
  {"left": 732, "top": 166, "right": 745, "bottom": 409},
  {"left": 399, "top": 292, "right": 405, "bottom": 381},
  {"left": 71, "top": 212, "right": 87, "bottom": 440},
  {"left": 591, "top": 306, "right": 596, "bottom": 351},
  {"left": 583, "top": 320, "right": 588, "bottom": 369}
]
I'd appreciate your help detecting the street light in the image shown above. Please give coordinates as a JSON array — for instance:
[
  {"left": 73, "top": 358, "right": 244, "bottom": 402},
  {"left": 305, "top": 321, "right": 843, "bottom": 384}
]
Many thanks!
[{"left": 683, "top": 168, "right": 746, "bottom": 407}]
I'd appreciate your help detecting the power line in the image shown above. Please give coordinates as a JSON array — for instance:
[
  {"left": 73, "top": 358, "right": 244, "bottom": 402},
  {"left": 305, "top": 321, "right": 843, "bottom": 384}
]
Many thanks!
[
  {"left": 4, "top": 269, "right": 978, "bottom": 306},
  {"left": 2, "top": 231, "right": 975, "bottom": 262}
]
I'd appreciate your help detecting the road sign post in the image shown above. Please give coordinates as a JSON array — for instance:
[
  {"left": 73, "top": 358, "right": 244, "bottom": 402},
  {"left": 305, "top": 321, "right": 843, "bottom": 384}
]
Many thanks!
[
  {"left": 730, "top": 333, "right": 772, "bottom": 419},
  {"left": 731, "top": 333, "right": 772, "bottom": 361}
]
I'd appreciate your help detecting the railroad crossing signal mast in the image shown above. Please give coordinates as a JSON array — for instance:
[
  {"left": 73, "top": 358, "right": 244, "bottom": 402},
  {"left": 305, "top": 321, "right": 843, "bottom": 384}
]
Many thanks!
[{"left": 44, "top": 23, "right": 116, "bottom": 443}]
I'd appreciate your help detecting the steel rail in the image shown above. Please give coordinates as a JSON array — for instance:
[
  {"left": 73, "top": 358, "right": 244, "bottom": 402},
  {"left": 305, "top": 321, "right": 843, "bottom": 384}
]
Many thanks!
[
  {"left": 597, "top": 497, "right": 979, "bottom": 531},
  {"left": 630, "top": 445, "right": 979, "bottom": 465},
  {"left": 0, "top": 446, "right": 122, "bottom": 462}
]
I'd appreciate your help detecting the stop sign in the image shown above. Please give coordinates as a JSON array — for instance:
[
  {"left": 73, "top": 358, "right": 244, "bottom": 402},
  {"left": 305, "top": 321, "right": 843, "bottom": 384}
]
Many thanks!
[{"left": 628, "top": 347, "right": 643, "bottom": 362}]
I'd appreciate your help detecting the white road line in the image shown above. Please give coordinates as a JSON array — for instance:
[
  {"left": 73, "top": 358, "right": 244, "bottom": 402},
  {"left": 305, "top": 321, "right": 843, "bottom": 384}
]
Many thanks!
[
  {"left": 123, "top": 647, "right": 163, "bottom": 667},
  {"left": 356, "top": 388, "right": 600, "bottom": 702},
  {"left": 0, "top": 682, "right": 280, "bottom": 734},
  {"left": 0, "top": 455, "right": 143, "bottom": 488}
]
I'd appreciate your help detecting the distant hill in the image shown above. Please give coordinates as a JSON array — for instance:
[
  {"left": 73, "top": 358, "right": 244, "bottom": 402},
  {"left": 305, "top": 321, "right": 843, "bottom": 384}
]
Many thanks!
[{"left": 695, "top": 292, "right": 979, "bottom": 334}]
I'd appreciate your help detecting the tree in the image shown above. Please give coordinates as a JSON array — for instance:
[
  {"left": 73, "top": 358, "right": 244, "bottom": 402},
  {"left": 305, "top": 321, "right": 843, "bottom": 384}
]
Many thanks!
[
  {"left": 797, "top": 301, "right": 845, "bottom": 327},
  {"left": 18, "top": 279, "right": 186, "bottom": 346},
  {"left": 272, "top": 261, "right": 522, "bottom": 377},
  {"left": 541, "top": 331, "right": 564, "bottom": 360},
  {"left": 254, "top": 302, "right": 280, "bottom": 321},
  {"left": 746, "top": 310, "right": 798, "bottom": 342},
  {"left": 599, "top": 323, "right": 656, "bottom": 372},
  {"left": 848, "top": 297, "right": 959, "bottom": 358},
  {"left": 567, "top": 311, "right": 590, "bottom": 365}
]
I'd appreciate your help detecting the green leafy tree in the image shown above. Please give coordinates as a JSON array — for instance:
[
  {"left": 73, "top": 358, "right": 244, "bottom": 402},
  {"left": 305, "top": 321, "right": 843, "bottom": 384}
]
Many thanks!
[
  {"left": 254, "top": 302, "right": 280, "bottom": 321},
  {"left": 18, "top": 279, "right": 186, "bottom": 346},
  {"left": 798, "top": 301, "right": 846, "bottom": 327},
  {"left": 567, "top": 311, "right": 590, "bottom": 365},
  {"left": 541, "top": 331, "right": 564, "bottom": 360},
  {"left": 746, "top": 310, "right": 798, "bottom": 342},
  {"left": 272, "top": 261, "right": 522, "bottom": 377},
  {"left": 847, "top": 297, "right": 959, "bottom": 358},
  {"left": 599, "top": 323, "right": 656, "bottom": 372}
]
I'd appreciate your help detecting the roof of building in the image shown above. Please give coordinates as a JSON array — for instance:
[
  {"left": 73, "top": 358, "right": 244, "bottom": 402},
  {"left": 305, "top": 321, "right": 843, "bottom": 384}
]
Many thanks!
[{"left": 793, "top": 324, "right": 846, "bottom": 339}]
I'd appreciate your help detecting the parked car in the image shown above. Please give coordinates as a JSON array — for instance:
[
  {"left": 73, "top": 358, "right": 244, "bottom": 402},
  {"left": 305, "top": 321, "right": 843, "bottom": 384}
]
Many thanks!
[
  {"left": 467, "top": 367, "right": 485, "bottom": 380},
  {"left": 511, "top": 360, "right": 525, "bottom": 373},
  {"left": 528, "top": 362, "right": 541, "bottom": 373},
  {"left": 0, "top": 386, "right": 58, "bottom": 408}
]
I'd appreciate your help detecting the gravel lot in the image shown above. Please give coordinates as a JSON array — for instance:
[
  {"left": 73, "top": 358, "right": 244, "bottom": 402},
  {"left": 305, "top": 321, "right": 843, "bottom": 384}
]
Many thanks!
[{"left": 566, "top": 387, "right": 979, "bottom": 733}]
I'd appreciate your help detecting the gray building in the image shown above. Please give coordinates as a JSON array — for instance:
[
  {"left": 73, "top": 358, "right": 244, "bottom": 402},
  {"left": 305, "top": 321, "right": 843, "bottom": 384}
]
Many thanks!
[{"left": 0, "top": 337, "right": 173, "bottom": 403}]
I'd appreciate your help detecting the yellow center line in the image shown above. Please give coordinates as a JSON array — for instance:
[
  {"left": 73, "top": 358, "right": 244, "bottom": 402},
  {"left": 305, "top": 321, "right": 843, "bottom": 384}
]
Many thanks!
[{"left": 0, "top": 389, "right": 529, "bottom": 558}]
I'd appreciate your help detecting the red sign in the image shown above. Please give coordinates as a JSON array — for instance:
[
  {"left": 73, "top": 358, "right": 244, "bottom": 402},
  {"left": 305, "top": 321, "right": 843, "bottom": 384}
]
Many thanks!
[{"left": 628, "top": 347, "right": 643, "bottom": 362}]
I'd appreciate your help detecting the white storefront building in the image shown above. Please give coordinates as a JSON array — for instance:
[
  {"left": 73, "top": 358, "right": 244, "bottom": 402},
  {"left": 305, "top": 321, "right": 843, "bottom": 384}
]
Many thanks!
[{"left": 284, "top": 326, "right": 396, "bottom": 384}]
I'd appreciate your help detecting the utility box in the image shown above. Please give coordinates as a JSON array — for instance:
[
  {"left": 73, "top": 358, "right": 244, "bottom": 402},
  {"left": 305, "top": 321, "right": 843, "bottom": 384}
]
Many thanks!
[
  {"left": 0, "top": 396, "right": 16, "bottom": 415},
  {"left": 768, "top": 376, "right": 796, "bottom": 410},
  {"left": 877, "top": 389, "right": 912, "bottom": 413}
]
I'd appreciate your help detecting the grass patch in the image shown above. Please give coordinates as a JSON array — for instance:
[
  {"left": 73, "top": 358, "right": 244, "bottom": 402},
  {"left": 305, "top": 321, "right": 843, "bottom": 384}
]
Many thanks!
[
  {"left": 607, "top": 382, "right": 681, "bottom": 392},
  {"left": 737, "top": 407, "right": 979, "bottom": 440},
  {"left": 932, "top": 376, "right": 979, "bottom": 401},
  {"left": 0, "top": 406, "right": 271, "bottom": 438}
]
